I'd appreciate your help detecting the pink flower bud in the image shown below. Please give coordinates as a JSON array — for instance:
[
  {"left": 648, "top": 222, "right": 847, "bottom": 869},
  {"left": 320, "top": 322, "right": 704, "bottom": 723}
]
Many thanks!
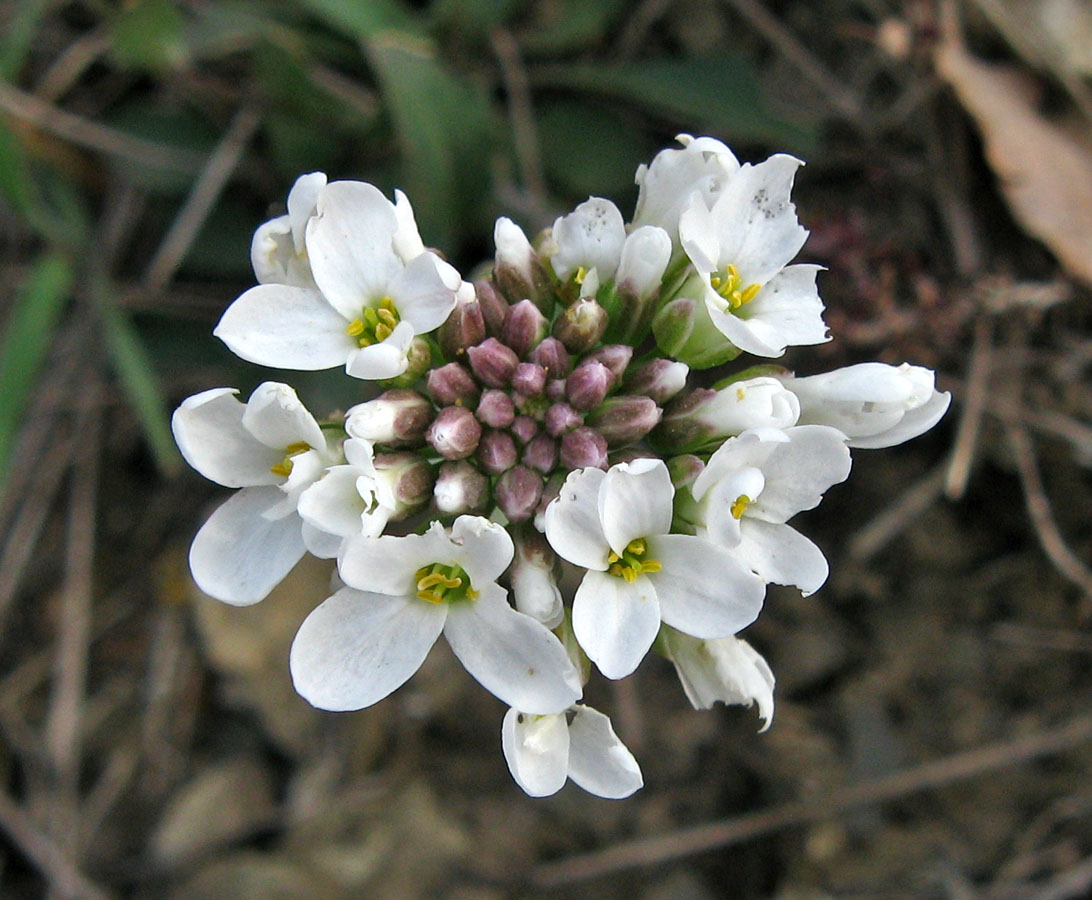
[
  {"left": 434, "top": 460, "right": 489, "bottom": 514},
  {"left": 477, "top": 428, "right": 518, "bottom": 474},
  {"left": 522, "top": 433, "right": 558, "bottom": 474},
  {"left": 374, "top": 452, "right": 434, "bottom": 518},
  {"left": 624, "top": 358, "right": 689, "bottom": 403},
  {"left": 511, "top": 415, "right": 539, "bottom": 445},
  {"left": 512, "top": 362, "right": 547, "bottom": 397},
  {"left": 426, "top": 405, "right": 482, "bottom": 460},
  {"left": 495, "top": 465, "right": 544, "bottom": 522},
  {"left": 546, "top": 378, "right": 567, "bottom": 402},
  {"left": 474, "top": 278, "right": 508, "bottom": 336},
  {"left": 666, "top": 454, "right": 705, "bottom": 490},
  {"left": 427, "top": 362, "right": 479, "bottom": 407},
  {"left": 545, "top": 402, "right": 583, "bottom": 436},
  {"left": 529, "top": 337, "right": 572, "bottom": 378},
  {"left": 438, "top": 296, "right": 486, "bottom": 359},
  {"left": 565, "top": 361, "right": 613, "bottom": 411},
  {"left": 584, "top": 344, "right": 633, "bottom": 380},
  {"left": 587, "top": 395, "right": 662, "bottom": 446},
  {"left": 559, "top": 426, "right": 608, "bottom": 470},
  {"left": 467, "top": 337, "right": 519, "bottom": 388},
  {"left": 345, "top": 389, "right": 432, "bottom": 446},
  {"left": 501, "top": 299, "right": 549, "bottom": 358},
  {"left": 475, "top": 389, "right": 515, "bottom": 428},
  {"left": 553, "top": 297, "right": 608, "bottom": 353}
]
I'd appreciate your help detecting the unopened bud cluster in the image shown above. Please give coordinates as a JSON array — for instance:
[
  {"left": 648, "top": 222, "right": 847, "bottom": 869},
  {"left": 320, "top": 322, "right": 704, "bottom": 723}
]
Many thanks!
[{"left": 173, "top": 136, "right": 950, "bottom": 799}]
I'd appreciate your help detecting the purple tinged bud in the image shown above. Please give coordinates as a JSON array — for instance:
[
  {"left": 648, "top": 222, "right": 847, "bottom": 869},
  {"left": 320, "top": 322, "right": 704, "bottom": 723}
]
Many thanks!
[
  {"left": 522, "top": 433, "right": 558, "bottom": 474},
  {"left": 559, "top": 427, "right": 609, "bottom": 470},
  {"left": 345, "top": 389, "right": 432, "bottom": 446},
  {"left": 512, "top": 362, "right": 547, "bottom": 397},
  {"left": 624, "top": 358, "right": 690, "bottom": 403},
  {"left": 666, "top": 454, "right": 705, "bottom": 490},
  {"left": 545, "top": 402, "right": 583, "bottom": 436},
  {"left": 536, "top": 474, "right": 564, "bottom": 523},
  {"left": 546, "top": 378, "right": 567, "bottom": 402},
  {"left": 609, "top": 448, "right": 659, "bottom": 466},
  {"left": 553, "top": 297, "right": 608, "bottom": 352},
  {"left": 474, "top": 278, "right": 508, "bottom": 336},
  {"left": 475, "top": 389, "right": 515, "bottom": 428},
  {"left": 501, "top": 299, "right": 549, "bottom": 359},
  {"left": 434, "top": 460, "right": 489, "bottom": 514},
  {"left": 495, "top": 465, "right": 544, "bottom": 522},
  {"left": 511, "top": 415, "right": 539, "bottom": 445},
  {"left": 426, "top": 405, "right": 482, "bottom": 460},
  {"left": 477, "top": 429, "right": 518, "bottom": 474},
  {"left": 467, "top": 337, "right": 519, "bottom": 388},
  {"left": 438, "top": 296, "right": 486, "bottom": 359},
  {"left": 587, "top": 395, "right": 662, "bottom": 447},
  {"left": 566, "top": 361, "right": 614, "bottom": 411},
  {"left": 529, "top": 337, "right": 571, "bottom": 378},
  {"left": 427, "top": 362, "right": 479, "bottom": 407},
  {"left": 584, "top": 344, "right": 633, "bottom": 380},
  {"left": 374, "top": 452, "right": 434, "bottom": 517}
]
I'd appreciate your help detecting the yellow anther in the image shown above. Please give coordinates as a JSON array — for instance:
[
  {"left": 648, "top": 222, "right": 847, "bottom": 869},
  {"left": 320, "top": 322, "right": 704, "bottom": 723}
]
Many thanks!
[
  {"left": 285, "top": 441, "right": 311, "bottom": 455},
  {"left": 641, "top": 560, "right": 662, "bottom": 574},
  {"left": 347, "top": 299, "right": 402, "bottom": 348},
  {"left": 727, "top": 263, "right": 740, "bottom": 280},
  {"left": 270, "top": 461, "right": 292, "bottom": 478},
  {"left": 346, "top": 319, "right": 365, "bottom": 336},
  {"left": 739, "top": 282, "right": 761, "bottom": 305},
  {"left": 736, "top": 387, "right": 746, "bottom": 401},
  {"left": 712, "top": 264, "right": 761, "bottom": 312},
  {"left": 607, "top": 538, "right": 662, "bottom": 582},
  {"left": 574, "top": 266, "right": 587, "bottom": 285},
  {"left": 375, "top": 323, "right": 392, "bottom": 342},
  {"left": 377, "top": 308, "right": 398, "bottom": 327},
  {"left": 607, "top": 551, "right": 620, "bottom": 564},
  {"left": 628, "top": 538, "right": 647, "bottom": 556},
  {"left": 270, "top": 441, "right": 312, "bottom": 478},
  {"left": 413, "top": 563, "right": 477, "bottom": 604},
  {"left": 730, "top": 494, "right": 752, "bottom": 520}
]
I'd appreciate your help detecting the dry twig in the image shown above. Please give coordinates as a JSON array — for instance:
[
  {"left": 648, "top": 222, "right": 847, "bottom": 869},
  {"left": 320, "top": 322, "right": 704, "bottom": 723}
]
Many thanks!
[
  {"left": 945, "top": 313, "right": 993, "bottom": 499},
  {"left": 533, "top": 715, "right": 1092, "bottom": 888}
]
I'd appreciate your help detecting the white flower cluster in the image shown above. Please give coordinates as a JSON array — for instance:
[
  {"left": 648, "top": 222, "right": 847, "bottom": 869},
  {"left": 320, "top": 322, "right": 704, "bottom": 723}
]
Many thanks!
[{"left": 174, "top": 135, "right": 950, "bottom": 799}]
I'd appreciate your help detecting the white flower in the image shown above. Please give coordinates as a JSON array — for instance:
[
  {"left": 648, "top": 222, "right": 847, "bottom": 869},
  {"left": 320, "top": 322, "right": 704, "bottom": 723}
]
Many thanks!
[
  {"left": 543, "top": 459, "right": 765, "bottom": 680},
  {"left": 778, "top": 363, "right": 952, "bottom": 448},
  {"left": 660, "top": 628, "right": 774, "bottom": 729},
  {"left": 291, "top": 517, "right": 583, "bottom": 714},
  {"left": 688, "top": 425, "right": 851, "bottom": 595},
  {"left": 501, "top": 705, "right": 643, "bottom": 799},
  {"left": 615, "top": 225, "right": 672, "bottom": 298},
  {"left": 678, "top": 154, "right": 829, "bottom": 357},
  {"left": 296, "top": 438, "right": 397, "bottom": 549},
  {"left": 509, "top": 529, "right": 564, "bottom": 628},
  {"left": 172, "top": 382, "right": 339, "bottom": 605},
  {"left": 632, "top": 134, "right": 741, "bottom": 245},
  {"left": 251, "top": 172, "right": 326, "bottom": 288},
  {"left": 214, "top": 180, "right": 461, "bottom": 381},
  {"left": 548, "top": 197, "right": 626, "bottom": 283}
]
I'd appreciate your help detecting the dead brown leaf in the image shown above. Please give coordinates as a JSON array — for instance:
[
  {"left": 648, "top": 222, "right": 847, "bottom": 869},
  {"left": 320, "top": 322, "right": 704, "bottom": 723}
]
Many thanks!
[{"left": 935, "top": 28, "right": 1092, "bottom": 287}]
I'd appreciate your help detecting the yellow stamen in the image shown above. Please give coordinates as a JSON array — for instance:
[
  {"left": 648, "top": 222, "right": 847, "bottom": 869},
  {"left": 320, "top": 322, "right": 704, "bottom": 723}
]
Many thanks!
[
  {"left": 270, "top": 442, "right": 312, "bottom": 478},
  {"left": 270, "top": 462, "right": 292, "bottom": 478},
  {"left": 730, "top": 494, "right": 752, "bottom": 520},
  {"left": 346, "top": 319, "right": 365, "bottom": 336},
  {"left": 574, "top": 266, "right": 587, "bottom": 285},
  {"left": 346, "top": 297, "right": 402, "bottom": 348},
  {"left": 606, "top": 538, "right": 662, "bottom": 582},
  {"left": 712, "top": 263, "right": 761, "bottom": 312},
  {"left": 414, "top": 564, "right": 478, "bottom": 604}
]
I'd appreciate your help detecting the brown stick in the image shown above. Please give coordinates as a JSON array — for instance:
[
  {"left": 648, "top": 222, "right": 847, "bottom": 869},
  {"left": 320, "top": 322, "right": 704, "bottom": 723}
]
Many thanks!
[{"left": 533, "top": 715, "right": 1092, "bottom": 888}]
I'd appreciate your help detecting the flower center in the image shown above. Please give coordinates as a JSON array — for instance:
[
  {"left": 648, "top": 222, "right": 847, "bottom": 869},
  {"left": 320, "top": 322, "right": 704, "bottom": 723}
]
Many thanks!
[
  {"left": 710, "top": 264, "right": 761, "bottom": 312},
  {"left": 730, "top": 494, "right": 752, "bottom": 519},
  {"left": 414, "top": 563, "right": 479, "bottom": 604},
  {"left": 270, "top": 441, "right": 312, "bottom": 478},
  {"left": 607, "top": 538, "right": 663, "bottom": 583},
  {"left": 346, "top": 297, "right": 400, "bottom": 347}
]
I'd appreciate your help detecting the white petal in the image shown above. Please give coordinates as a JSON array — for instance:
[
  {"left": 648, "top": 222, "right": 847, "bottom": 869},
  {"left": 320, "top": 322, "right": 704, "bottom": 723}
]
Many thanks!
[
  {"left": 172, "top": 389, "right": 281, "bottom": 487},
  {"left": 551, "top": 197, "right": 626, "bottom": 282},
  {"left": 501, "top": 708, "right": 571, "bottom": 797},
  {"left": 338, "top": 525, "right": 447, "bottom": 596},
  {"left": 678, "top": 194, "right": 722, "bottom": 274},
  {"left": 345, "top": 321, "right": 414, "bottom": 380},
  {"left": 241, "top": 382, "right": 326, "bottom": 451},
  {"left": 251, "top": 216, "right": 305, "bottom": 286},
  {"left": 214, "top": 284, "right": 356, "bottom": 369},
  {"left": 302, "top": 521, "right": 343, "bottom": 559},
  {"left": 306, "top": 180, "right": 402, "bottom": 319},
  {"left": 566, "top": 706, "right": 643, "bottom": 799},
  {"left": 741, "top": 265, "right": 828, "bottom": 350},
  {"left": 290, "top": 587, "right": 446, "bottom": 711},
  {"left": 662, "top": 629, "right": 775, "bottom": 728},
  {"left": 749, "top": 424, "right": 851, "bottom": 522},
  {"left": 189, "top": 487, "right": 306, "bottom": 606},
  {"left": 287, "top": 171, "right": 327, "bottom": 249},
  {"left": 388, "top": 252, "right": 459, "bottom": 333},
  {"left": 392, "top": 189, "right": 426, "bottom": 262},
  {"left": 450, "top": 515, "right": 515, "bottom": 588},
  {"left": 700, "top": 466, "right": 766, "bottom": 549},
  {"left": 714, "top": 155, "right": 808, "bottom": 285},
  {"left": 543, "top": 467, "right": 610, "bottom": 570},
  {"left": 617, "top": 225, "right": 671, "bottom": 297},
  {"left": 693, "top": 430, "right": 783, "bottom": 501},
  {"left": 849, "top": 388, "right": 951, "bottom": 449},
  {"left": 444, "top": 585, "right": 583, "bottom": 714},
  {"left": 572, "top": 570, "right": 660, "bottom": 680},
  {"left": 297, "top": 466, "right": 369, "bottom": 538},
  {"left": 647, "top": 534, "right": 764, "bottom": 638},
  {"left": 736, "top": 519, "right": 829, "bottom": 595},
  {"left": 598, "top": 459, "right": 674, "bottom": 554}
]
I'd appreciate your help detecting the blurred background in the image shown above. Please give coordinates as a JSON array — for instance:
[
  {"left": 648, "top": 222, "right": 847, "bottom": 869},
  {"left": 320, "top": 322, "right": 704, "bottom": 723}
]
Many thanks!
[{"left": 2, "top": 0, "right": 1092, "bottom": 897}]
